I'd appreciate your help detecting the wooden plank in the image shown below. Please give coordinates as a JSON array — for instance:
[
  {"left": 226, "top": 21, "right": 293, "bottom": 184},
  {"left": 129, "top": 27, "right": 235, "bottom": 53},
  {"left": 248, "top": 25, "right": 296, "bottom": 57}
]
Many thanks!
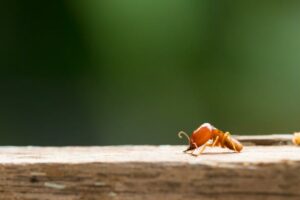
[
  {"left": 235, "top": 134, "right": 293, "bottom": 145},
  {"left": 0, "top": 140, "right": 300, "bottom": 200}
]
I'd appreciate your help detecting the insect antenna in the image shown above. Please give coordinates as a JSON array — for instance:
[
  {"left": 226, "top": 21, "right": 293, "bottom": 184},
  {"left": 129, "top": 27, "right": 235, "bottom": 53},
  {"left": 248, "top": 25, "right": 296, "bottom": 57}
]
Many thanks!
[
  {"left": 178, "top": 131, "right": 193, "bottom": 152},
  {"left": 178, "top": 131, "right": 190, "bottom": 144}
]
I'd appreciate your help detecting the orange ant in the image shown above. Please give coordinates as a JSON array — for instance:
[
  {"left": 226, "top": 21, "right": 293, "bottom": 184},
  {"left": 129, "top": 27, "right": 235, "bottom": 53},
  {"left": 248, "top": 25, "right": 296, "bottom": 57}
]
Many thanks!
[{"left": 178, "top": 123, "right": 243, "bottom": 156}]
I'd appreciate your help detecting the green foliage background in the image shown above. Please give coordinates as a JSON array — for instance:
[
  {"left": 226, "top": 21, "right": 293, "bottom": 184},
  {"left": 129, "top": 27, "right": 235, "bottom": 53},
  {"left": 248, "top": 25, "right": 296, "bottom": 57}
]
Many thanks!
[{"left": 2, "top": 1, "right": 300, "bottom": 145}]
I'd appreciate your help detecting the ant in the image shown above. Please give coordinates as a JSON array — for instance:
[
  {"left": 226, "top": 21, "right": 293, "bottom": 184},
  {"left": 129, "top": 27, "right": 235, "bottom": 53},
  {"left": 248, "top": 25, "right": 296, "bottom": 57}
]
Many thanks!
[{"left": 178, "top": 123, "right": 243, "bottom": 156}]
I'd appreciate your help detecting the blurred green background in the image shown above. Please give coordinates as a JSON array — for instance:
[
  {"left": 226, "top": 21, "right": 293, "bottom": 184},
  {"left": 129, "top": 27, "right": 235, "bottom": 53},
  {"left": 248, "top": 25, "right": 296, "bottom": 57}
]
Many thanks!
[{"left": 2, "top": 1, "right": 300, "bottom": 145}]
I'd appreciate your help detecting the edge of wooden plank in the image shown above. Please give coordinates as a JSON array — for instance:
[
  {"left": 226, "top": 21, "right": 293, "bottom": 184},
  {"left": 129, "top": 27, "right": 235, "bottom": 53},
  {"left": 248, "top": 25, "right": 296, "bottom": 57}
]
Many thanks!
[{"left": 235, "top": 134, "right": 293, "bottom": 146}]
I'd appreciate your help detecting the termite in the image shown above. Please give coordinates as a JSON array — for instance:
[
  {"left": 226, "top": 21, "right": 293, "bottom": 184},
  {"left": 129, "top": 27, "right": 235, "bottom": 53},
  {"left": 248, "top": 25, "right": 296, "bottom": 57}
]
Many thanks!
[{"left": 178, "top": 123, "right": 243, "bottom": 156}]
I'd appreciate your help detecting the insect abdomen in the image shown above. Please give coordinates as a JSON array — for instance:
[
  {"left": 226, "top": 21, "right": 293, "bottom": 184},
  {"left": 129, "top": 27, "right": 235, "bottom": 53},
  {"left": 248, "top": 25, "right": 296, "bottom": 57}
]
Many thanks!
[{"left": 224, "top": 137, "right": 243, "bottom": 152}]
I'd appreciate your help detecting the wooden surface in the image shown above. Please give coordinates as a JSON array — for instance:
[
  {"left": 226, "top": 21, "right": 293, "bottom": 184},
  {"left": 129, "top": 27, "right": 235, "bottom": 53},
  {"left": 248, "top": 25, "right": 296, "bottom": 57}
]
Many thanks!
[
  {"left": 0, "top": 135, "right": 300, "bottom": 200},
  {"left": 235, "top": 134, "right": 293, "bottom": 146}
]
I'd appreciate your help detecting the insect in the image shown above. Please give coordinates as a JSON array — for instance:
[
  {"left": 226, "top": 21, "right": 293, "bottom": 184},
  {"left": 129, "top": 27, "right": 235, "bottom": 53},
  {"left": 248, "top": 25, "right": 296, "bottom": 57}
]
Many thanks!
[
  {"left": 178, "top": 123, "right": 243, "bottom": 156},
  {"left": 293, "top": 132, "right": 300, "bottom": 145}
]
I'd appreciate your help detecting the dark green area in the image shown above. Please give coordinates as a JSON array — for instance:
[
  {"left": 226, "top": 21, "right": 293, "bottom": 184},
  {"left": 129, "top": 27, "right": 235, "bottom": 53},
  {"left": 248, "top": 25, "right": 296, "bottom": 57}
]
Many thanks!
[{"left": 2, "top": 1, "right": 300, "bottom": 145}]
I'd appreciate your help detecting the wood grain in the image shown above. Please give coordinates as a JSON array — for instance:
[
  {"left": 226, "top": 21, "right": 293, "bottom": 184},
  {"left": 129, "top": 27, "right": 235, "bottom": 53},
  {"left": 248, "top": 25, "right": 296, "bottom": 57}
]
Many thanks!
[
  {"left": 0, "top": 135, "right": 299, "bottom": 200},
  {"left": 235, "top": 134, "right": 293, "bottom": 145}
]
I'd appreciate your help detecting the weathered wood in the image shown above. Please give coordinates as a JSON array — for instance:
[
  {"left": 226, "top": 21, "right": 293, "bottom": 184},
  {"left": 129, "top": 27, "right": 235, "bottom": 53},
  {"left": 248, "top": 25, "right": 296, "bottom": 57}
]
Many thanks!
[
  {"left": 0, "top": 135, "right": 299, "bottom": 200},
  {"left": 235, "top": 134, "right": 293, "bottom": 145}
]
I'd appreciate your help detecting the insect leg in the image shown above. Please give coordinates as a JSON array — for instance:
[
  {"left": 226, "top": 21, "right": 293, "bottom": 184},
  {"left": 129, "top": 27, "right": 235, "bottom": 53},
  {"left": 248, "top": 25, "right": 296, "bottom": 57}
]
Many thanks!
[
  {"left": 212, "top": 136, "right": 219, "bottom": 147},
  {"left": 191, "top": 142, "right": 213, "bottom": 156},
  {"left": 191, "top": 145, "right": 206, "bottom": 156},
  {"left": 220, "top": 132, "right": 228, "bottom": 148},
  {"left": 191, "top": 136, "right": 220, "bottom": 156}
]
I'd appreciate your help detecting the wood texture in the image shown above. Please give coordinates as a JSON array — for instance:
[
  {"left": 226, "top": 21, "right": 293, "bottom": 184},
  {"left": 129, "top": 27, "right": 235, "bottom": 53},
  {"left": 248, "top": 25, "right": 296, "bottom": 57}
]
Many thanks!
[
  {"left": 0, "top": 135, "right": 299, "bottom": 200},
  {"left": 236, "top": 134, "right": 293, "bottom": 146}
]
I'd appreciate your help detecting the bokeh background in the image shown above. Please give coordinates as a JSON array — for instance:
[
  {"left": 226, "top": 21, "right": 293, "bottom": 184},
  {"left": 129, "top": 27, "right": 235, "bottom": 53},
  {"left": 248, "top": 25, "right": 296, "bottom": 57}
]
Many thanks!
[{"left": 2, "top": 1, "right": 300, "bottom": 145}]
